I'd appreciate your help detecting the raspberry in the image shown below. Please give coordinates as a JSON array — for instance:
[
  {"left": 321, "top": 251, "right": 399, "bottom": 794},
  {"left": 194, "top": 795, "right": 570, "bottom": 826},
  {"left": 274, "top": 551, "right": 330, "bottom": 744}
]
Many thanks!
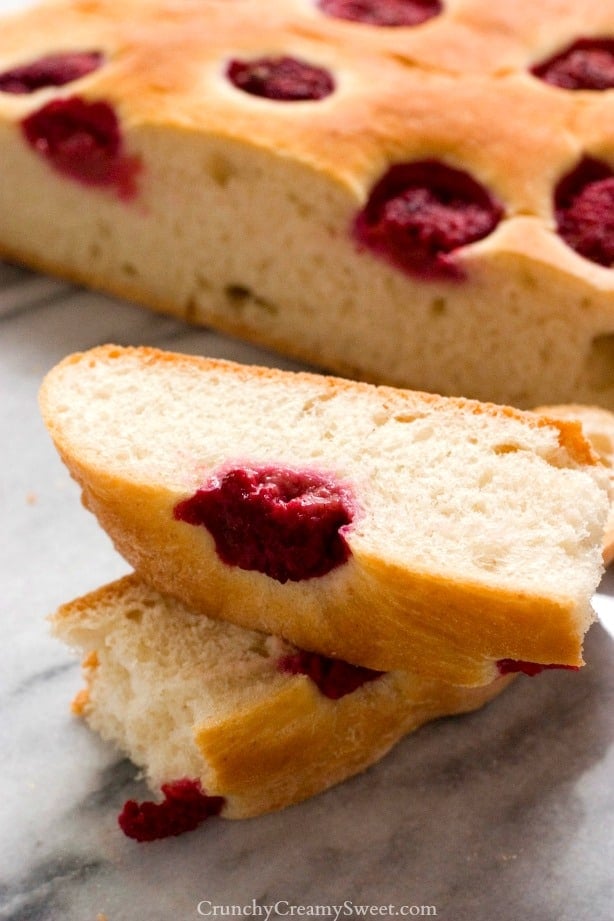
[
  {"left": 278, "top": 649, "right": 383, "bottom": 699},
  {"left": 174, "top": 465, "right": 354, "bottom": 583},
  {"left": 226, "top": 56, "right": 334, "bottom": 101},
  {"left": 21, "top": 96, "right": 141, "bottom": 199},
  {"left": 555, "top": 157, "right": 614, "bottom": 267},
  {"left": 354, "top": 160, "right": 503, "bottom": 279},
  {"left": 318, "top": 0, "right": 442, "bottom": 27},
  {"left": 532, "top": 38, "right": 614, "bottom": 91},
  {"left": 118, "top": 779, "right": 224, "bottom": 842},
  {"left": 0, "top": 51, "right": 102, "bottom": 94},
  {"left": 496, "top": 659, "right": 580, "bottom": 677}
]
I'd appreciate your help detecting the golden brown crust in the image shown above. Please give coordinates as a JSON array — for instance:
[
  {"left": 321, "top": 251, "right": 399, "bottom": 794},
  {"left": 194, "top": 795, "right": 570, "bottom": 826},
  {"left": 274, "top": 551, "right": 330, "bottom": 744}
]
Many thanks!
[
  {"left": 0, "top": 0, "right": 613, "bottom": 267},
  {"left": 196, "top": 669, "right": 513, "bottom": 819},
  {"left": 55, "top": 574, "right": 514, "bottom": 819}
]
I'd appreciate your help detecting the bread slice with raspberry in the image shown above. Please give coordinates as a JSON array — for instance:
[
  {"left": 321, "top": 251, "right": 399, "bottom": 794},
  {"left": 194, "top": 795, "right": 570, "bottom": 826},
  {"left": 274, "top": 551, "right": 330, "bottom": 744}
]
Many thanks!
[
  {"left": 51, "top": 574, "right": 513, "bottom": 837},
  {"left": 534, "top": 403, "right": 614, "bottom": 566},
  {"left": 39, "top": 345, "right": 609, "bottom": 686}
]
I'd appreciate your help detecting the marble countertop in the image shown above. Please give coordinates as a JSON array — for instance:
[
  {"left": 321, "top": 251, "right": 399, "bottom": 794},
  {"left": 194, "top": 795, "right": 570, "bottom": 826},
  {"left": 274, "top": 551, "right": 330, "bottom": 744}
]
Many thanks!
[
  {"left": 2, "top": 261, "right": 614, "bottom": 921},
  {"left": 1, "top": 0, "right": 613, "bottom": 915}
]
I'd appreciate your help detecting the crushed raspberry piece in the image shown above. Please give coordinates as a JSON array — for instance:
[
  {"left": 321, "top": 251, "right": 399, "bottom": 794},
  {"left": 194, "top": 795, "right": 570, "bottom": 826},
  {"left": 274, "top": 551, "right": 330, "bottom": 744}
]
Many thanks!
[
  {"left": 0, "top": 51, "right": 103, "bottom": 94},
  {"left": 496, "top": 659, "right": 580, "bottom": 677},
  {"left": 278, "top": 649, "right": 383, "bottom": 699},
  {"left": 555, "top": 157, "right": 614, "bottom": 267},
  {"left": 226, "top": 56, "right": 334, "bottom": 101},
  {"left": 354, "top": 160, "right": 503, "bottom": 279},
  {"left": 318, "top": 0, "right": 442, "bottom": 27},
  {"left": 531, "top": 38, "right": 614, "bottom": 91},
  {"left": 174, "top": 465, "right": 354, "bottom": 583},
  {"left": 118, "top": 779, "right": 225, "bottom": 842},
  {"left": 21, "top": 96, "right": 141, "bottom": 200}
]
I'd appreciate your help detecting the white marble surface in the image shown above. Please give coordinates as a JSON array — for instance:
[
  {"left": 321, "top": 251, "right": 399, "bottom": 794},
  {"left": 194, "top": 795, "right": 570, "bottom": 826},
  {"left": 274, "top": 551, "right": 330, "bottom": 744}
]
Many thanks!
[
  {"left": 1, "top": 259, "right": 614, "bottom": 921},
  {"left": 1, "top": 0, "right": 614, "bottom": 915}
]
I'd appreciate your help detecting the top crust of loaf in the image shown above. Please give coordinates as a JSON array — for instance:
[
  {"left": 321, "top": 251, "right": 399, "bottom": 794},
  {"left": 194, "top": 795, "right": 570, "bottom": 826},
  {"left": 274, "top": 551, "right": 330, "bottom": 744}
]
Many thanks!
[
  {"left": 40, "top": 345, "right": 609, "bottom": 684},
  {"left": 1, "top": 0, "right": 614, "bottom": 289}
]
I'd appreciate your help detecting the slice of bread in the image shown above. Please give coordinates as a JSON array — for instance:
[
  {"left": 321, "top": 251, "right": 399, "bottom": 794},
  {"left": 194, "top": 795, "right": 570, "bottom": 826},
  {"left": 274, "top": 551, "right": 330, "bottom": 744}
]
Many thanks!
[
  {"left": 534, "top": 404, "right": 614, "bottom": 566},
  {"left": 40, "top": 345, "right": 609, "bottom": 685},
  {"left": 51, "top": 574, "right": 513, "bottom": 826}
]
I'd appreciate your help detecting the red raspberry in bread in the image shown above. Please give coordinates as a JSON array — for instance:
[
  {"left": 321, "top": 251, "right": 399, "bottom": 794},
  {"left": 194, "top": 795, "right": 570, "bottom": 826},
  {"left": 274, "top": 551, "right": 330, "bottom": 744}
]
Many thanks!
[
  {"left": 555, "top": 157, "right": 614, "bottom": 267},
  {"left": 497, "top": 659, "right": 580, "bottom": 677},
  {"left": 318, "top": 0, "right": 442, "bottom": 27},
  {"left": 278, "top": 649, "right": 383, "bottom": 699},
  {"left": 353, "top": 161, "right": 504, "bottom": 279},
  {"left": 226, "top": 56, "right": 334, "bottom": 101},
  {"left": 118, "top": 778, "right": 225, "bottom": 841},
  {"left": 21, "top": 96, "right": 141, "bottom": 199},
  {"left": 0, "top": 50, "right": 102, "bottom": 93},
  {"left": 174, "top": 465, "right": 355, "bottom": 583},
  {"left": 531, "top": 38, "right": 614, "bottom": 91}
]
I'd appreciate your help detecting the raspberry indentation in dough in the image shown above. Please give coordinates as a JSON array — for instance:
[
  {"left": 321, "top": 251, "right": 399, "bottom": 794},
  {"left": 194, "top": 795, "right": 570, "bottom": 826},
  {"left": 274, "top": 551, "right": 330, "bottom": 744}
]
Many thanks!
[
  {"left": 278, "top": 649, "right": 383, "bottom": 699},
  {"left": 354, "top": 160, "right": 504, "bottom": 280},
  {"left": 496, "top": 659, "right": 580, "bottom": 677},
  {"left": 318, "top": 0, "right": 442, "bottom": 27},
  {"left": 555, "top": 157, "right": 614, "bottom": 267},
  {"left": 226, "top": 56, "right": 334, "bottom": 101},
  {"left": 173, "top": 465, "right": 354, "bottom": 583},
  {"left": 21, "top": 96, "right": 141, "bottom": 199},
  {"left": 531, "top": 38, "right": 614, "bottom": 91},
  {"left": 0, "top": 50, "right": 103, "bottom": 94},
  {"left": 118, "top": 778, "right": 225, "bottom": 842}
]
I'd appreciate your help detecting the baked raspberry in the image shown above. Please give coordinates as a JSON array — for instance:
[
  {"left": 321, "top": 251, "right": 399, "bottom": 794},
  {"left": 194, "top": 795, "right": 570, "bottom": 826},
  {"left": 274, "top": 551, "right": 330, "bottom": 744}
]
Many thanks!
[
  {"left": 278, "top": 649, "right": 383, "bottom": 699},
  {"left": 173, "top": 465, "right": 354, "bottom": 583},
  {"left": 531, "top": 38, "right": 614, "bottom": 91},
  {"left": 353, "top": 161, "right": 503, "bottom": 279},
  {"left": 318, "top": 0, "right": 442, "bottom": 27},
  {"left": 226, "top": 56, "right": 334, "bottom": 101},
  {"left": 0, "top": 51, "right": 103, "bottom": 94},
  {"left": 21, "top": 96, "right": 140, "bottom": 199},
  {"left": 555, "top": 157, "right": 614, "bottom": 267},
  {"left": 497, "top": 659, "right": 580, "bottom": 677},
  {"left": 118, "top": 779, "right": 224, "bottom": 841}
]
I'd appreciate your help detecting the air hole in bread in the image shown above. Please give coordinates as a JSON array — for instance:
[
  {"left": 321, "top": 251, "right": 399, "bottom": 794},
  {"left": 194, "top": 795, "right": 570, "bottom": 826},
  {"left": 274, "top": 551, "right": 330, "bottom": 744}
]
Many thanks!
[
  {"left": 430, "top": 297, "right": 447, "bottom": 315},
  {"left": 317, "top": 0, "right": 442, "bottom": 28},
  {"left": 353, "top": 160, "right": 504, "bottom": 280},
  {"left": 531, "top": 37, "right": 614, "bottom": 90},
  {"left": 554, "top": 156, "right": 614, "bottom": 267},
  {"left": 224, "top": 284, "right": 278, "bottom": 315},
  {"left": 207, "top": 153, "right": 237, "bottom": 187},
  {"left": 226, "top": 55, "right": 335, "bottom": 101},
  {"left": 0, "top": 50, "right": 103, "bottom": 93},
  {"left": 585, "top": 332, "right": 614, "bottom": 392},
  {"left": 493, "top": 443, "right": 521, "bottom": 455}
]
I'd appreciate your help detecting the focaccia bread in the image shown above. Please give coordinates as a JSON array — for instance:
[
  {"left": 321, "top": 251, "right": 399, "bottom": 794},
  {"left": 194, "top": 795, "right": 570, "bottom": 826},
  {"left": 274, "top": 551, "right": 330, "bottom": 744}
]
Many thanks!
[
  {"left": 0, "top": 0, "right": 613, "bottom": 408},
  {"left": 51, "top": 574, "right": 513, "bottom": 837},
  {"left": 535, "top": 403, "right": 614, "bottom": 565},
  {"left": 39, "top": 345, "right": 610, "bottom": 686}
]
